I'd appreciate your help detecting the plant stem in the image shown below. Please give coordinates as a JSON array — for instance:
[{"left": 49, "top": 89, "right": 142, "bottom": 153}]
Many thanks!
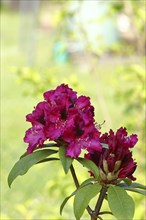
[
  {"left": 99, "top": 211, "right": 113, "bottom": 216},
  {"left": 70, "top": 164, "right": 93, "bottom": 216},
  {"left": 70, "top": 164, "right": 80, "bottom": 188},
  {"left": 91, "top": 185, "right": 107, "bottom": 220}
]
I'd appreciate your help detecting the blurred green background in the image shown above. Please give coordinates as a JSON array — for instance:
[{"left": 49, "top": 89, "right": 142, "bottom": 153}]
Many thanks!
[{"left": 1, "top": 0, "right": 145, "bottom": 219}]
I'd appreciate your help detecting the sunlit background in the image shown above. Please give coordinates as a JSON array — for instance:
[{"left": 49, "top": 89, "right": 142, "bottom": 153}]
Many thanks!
[{"left": 1, "top": 0, "right": 145, "bottom": 219}]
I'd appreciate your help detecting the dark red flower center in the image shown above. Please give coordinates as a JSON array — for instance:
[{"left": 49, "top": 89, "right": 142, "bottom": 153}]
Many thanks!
[{"left": 61, "top": 108, "right": 68, "bottom": 120}]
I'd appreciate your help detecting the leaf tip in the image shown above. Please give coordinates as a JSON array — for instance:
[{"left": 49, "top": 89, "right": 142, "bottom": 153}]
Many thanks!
[{"left": 7, "top": 178, "right": 12, "bottom": 188}]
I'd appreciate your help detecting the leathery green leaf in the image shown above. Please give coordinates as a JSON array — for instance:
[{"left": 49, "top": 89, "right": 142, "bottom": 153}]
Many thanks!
[
  {"left": 60, "top": 178, "right": 95, "bottom": 215},
  {"left": 20, "top": 143, "right": 57, "bottom": 159},
  {"left": 108, "top": 185, "right": 135, "bottom": 220},
  {"left": 118, "top": 182, "right": 146, "bottom": 196},
  {"left": 60, "top": 189, "right": 77, "bottom": 215},
  {"left": 59, "top": 145, "right": 73, "bottom": 174},
  {"left": 77, "top": 158, "right": 99, "bottom": 179},
  {"left": 74, "top": 183, "right": 101, "bottom": 220},
  {"left": 8, "top": 149, "right": 57, "bottom": 187},
  {"left": 118, "top": 182, "right": 146, "bottom": 190}
]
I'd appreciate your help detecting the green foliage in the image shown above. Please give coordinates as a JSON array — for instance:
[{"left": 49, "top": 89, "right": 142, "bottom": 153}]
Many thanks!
[
  {"left": 108, "top": 186, "right": 135, "bottom": 220},
  {"left": 59, "top": 145, "right": 73, "bottom": 174},
  {"left": 74, "top": 183, "right": 102, "bottom": 220},
  {"left": 60, "top": 189, "right": 77, "bottom": 216},
  {"left": 8, "top": 149, "right": 58, "bottom": 187},
  {"left": 60, "top": 178, "right": 94, "bottom": 215},
  {"left": 115, "top": 64, "right": 145, "bottom": 109},
  {"left": 77, "top": 158, "right": 100, "bottom": 180},
  {"left": 119, "top": 182, "right": 146, "bottom": 190},
  {"left": 118, "top": 182, "right": 146, "bottom": 196},
  {"left": 15, "top": 66, "right": 82, "bottom": 97}
]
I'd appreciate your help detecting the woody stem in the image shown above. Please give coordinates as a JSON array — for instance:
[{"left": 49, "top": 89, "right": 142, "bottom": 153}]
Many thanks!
[{"left": 70, "top": 164, "right": 93, "bottom": 216}]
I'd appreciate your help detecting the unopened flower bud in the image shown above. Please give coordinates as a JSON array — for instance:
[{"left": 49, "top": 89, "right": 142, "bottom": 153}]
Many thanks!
[
  {"left": 107, "top": 172, "right": 115, "bottom": 181},
  {"left": 103, "top": 159, "right": 109, "bottom": 174},
  {"left": 100, "top": 169, "right": 107, "bottom": 181},
  {"left": 114, "top": 160, "right": 122, "bottom": 172}
]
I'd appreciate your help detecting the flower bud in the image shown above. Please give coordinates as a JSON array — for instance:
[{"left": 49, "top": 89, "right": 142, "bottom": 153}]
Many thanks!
[
  {"left": 107, "top": 172, "right": 115, "bottom": 181},
  {"left": 85, "top": 127, "right": 138, "bottom": 183},
  {"left": 103, "top": 159, "right": 109, "bottom": 174},
  {"left": 114, "top": 160, "right": 121, "bottom": 172},
  {"left": 100, "top": 169, "right": 107, "bottom": 181}
]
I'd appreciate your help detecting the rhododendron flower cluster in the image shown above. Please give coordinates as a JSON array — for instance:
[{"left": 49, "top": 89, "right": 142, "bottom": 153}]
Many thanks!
[
  {"left": 24, "top": 84, "right": 101, "bottom": 158},
  {"left": 9, "top": 83, "right": 145, "bottom": 220},
  {"left": 85, "top": 127, "right": 138, "bottom": 182}
]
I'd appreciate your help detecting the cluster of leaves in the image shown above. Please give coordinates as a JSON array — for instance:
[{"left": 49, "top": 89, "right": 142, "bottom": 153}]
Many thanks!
[{"left": 8, "top": 144, "right": 146, "bottom": 220}]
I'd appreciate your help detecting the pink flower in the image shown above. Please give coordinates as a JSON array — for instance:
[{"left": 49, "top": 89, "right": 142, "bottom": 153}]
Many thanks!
[
  {"left": 63, "top": 115, "right": 101, "bottom": 158},
  {"left": 26, "top": 102, "right": 47, "bottom": 125},
  {"left": 24, "top": 84, "right": 101, "bottom": 157},
  {"left": 44, "top": 84, "right": 77, "bottom": 109},
  {"left": 85, "top": 127, "right": 138, "bottom": 183},
  {"left": 43, "top": 84, "right": 78, "bottom": 140},
  {"left": 24, "top": 123, "right": 46, "bottom": 153}
]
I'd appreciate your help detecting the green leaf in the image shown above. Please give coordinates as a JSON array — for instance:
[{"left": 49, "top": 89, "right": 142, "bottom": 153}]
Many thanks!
[
  {"left": 59, "top": 145, "right": 73, "bottom": 174},
  {"left": 74, "top": 183, "right": 102, "bottom": 220},
  {"left": 77, "top": 158, "right": 99, "bottom": 179},
  {"left": 8, "top": 149, "right": 57, "bottom": 188},
  {"left": 118, "top": 182, "right": 146, "bottom": 190},
  {"left": 42, "top": 143, "right": 58, "bottom": 148},
  {"left": 124, "top": 188, "right": 146, "bottom": 196},
  {"left": 20, "top": 151, "right": 29, "bottom": 159},
  {"left": 117, "top": 182, "right": 146, "bottom": 196},
  {"left": 60, "top": 178, "right": 94, "bottom": 215},
  {"left": 20, "top": 143, "right": 58, "bottom": 159},
  {"left": 123, "top": 178, "right": 132, "bottom": 186},
  {"left": 108, "top": 186, "right": 135, "bottom": 220},
  {"left": 129, "top": 182, "right": 146, "bottom": 190},
  {"left": 37, "top": 157, "right": 59, "bottom": 164},
  {"left": 60, "top": 189, "right": 77, "bottom": 215},
  {"left": 79, "top": 178, "right": 96, "bottom": 188}
]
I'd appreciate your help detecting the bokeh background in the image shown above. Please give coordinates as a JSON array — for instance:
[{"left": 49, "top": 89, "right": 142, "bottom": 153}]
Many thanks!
[{"left": 1, "top": 0, "right": 145, "bottom": 219}]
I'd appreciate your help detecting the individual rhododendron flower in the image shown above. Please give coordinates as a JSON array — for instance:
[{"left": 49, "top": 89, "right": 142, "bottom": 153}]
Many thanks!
[
  {"left": 24, "top": 84, "right": 101, "bottom": 157},
  {"left": 62, "top": 115, "right": 101, "bottom": 158},
  {"left": 24, "top": 123, "right": 46, "bottom": 153},
  {"left": 85, "top": 127, "right": 138, "bottom": 183}
]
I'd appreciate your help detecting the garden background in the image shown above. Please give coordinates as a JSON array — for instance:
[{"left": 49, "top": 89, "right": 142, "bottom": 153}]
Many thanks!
[{"left": 1, "top": 0, "right": 145, "bottom": 219}]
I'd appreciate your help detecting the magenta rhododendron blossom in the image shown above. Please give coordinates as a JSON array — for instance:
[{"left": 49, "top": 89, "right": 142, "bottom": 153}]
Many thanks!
[
  {"left": 85, "top": 127, "right": 138, "bottom": 183},
  {"left": 24, "top": 123, "right": 46, "bottom": 153},
  {"left": 24, "top": 84, "right": 101, "bottom": 157}
]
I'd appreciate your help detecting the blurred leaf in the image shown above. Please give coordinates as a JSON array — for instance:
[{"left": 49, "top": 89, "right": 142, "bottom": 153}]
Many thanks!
[
  {"left": 77, "top": 158, "right": 99, "bottom": 180},
  {"left": 8, "top": 149, "right": 58, "bottom": 188},
  {"left": 59, "top": 145, "right": 73, "bottom": 174},
  {"left": 74, "top": 183, "right": 101, "bottom": 220},
  {"left": 108, "top": 186, "right": 135, "bottom": 220}
]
